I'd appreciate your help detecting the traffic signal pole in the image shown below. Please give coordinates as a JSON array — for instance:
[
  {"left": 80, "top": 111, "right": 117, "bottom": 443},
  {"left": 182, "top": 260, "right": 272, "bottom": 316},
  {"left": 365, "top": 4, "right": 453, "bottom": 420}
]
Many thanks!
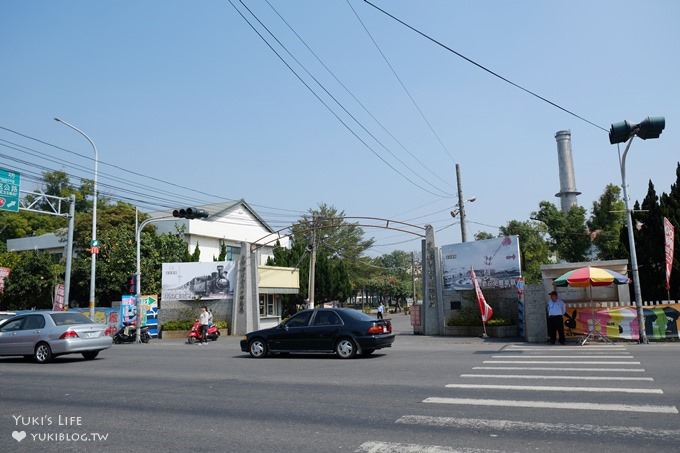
[
  {"left": 618, "top": 136, "right": 647, "bottom": 344},
  {"left": 609, "top": 116, "right": 665, "bottom": 344}
]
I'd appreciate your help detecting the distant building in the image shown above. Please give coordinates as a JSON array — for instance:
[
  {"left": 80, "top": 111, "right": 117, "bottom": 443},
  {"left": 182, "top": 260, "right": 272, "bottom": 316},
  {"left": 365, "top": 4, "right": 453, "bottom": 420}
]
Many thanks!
[{"left": 6, "top": 232, "right": 66, "bottom": 259}]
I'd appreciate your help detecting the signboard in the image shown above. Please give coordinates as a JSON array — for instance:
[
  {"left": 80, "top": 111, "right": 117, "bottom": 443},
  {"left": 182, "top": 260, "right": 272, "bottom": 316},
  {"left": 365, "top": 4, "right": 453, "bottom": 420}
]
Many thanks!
[
  {"left": 441, "top": 236, "right": 521, "bottom": 290},
  {"left": 0, "top": 267, "right": 10, "bottom": 293},
  {"left": 161, "top": 261, "right": 236, "bottom": 301},
  {"left": 0, "top": 168, "right": 20, "bottom": 212}
]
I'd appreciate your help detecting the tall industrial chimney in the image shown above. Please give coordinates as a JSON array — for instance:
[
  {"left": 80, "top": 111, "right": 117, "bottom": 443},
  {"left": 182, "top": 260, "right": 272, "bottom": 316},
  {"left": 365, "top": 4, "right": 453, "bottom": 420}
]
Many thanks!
[{"left": 554, "top": 130, "right": 581, "bottom": 213}]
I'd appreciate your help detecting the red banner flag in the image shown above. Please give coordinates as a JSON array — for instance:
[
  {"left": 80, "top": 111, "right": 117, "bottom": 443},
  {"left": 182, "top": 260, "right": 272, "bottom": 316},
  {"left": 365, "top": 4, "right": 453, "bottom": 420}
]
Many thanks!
[
  {"left": 664, "top": 217, "right": 675, "bottom": 291},
  {"left": 471, "top": 267, "right": 493, "bottom": 323}
]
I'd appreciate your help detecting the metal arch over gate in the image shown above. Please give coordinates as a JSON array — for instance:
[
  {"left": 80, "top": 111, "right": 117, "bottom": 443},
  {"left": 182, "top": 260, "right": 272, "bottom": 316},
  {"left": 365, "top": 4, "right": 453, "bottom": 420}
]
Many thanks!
[{"left": 246, "top": 216, "right": 443, "bottom": 335}]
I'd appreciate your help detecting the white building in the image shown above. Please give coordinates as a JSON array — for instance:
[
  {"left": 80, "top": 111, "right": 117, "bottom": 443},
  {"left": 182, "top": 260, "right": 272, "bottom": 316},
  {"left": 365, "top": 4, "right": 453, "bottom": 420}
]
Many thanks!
[{"left": 149, "top": 199, "right": 290, "bottom": 265}]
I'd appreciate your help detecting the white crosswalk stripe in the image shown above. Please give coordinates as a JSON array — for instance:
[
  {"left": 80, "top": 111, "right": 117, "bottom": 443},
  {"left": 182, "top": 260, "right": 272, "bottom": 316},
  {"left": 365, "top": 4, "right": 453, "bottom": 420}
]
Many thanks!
[
  {"left": 355, "top": 441, "right": 503, "bottom": 453},
  {"left": 360, "top": 343, "right": 678, "bottom": 451},
  {"left": 423, "top": 396, "right": 678, "bottom": 413},
  {"left": 444, "top": 383, "right": 663, "bottom": 393},
  {"left": 395, "top": 415, "right": 680, "bottom": 441}
]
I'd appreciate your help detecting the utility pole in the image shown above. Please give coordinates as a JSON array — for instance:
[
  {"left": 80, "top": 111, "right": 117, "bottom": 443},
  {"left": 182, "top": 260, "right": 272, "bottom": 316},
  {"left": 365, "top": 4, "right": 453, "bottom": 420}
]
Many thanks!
[
  {"left": 451, "top": 164, "right": 475, "bottom": 243},
  {"left": 307, "top": 216, "right": 317, "bottom": 309}
]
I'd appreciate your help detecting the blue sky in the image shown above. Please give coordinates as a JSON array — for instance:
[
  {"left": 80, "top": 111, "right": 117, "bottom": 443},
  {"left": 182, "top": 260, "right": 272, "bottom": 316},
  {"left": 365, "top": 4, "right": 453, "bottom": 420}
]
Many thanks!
[{"left": 2, "top": 0, "right": 679, "bottom": 257}]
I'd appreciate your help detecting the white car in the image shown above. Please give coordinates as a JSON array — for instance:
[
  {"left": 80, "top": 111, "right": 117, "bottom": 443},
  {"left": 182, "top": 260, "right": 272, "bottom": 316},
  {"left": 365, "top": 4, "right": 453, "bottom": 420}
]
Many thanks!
[{"left": 0, "top": 311, "right": 113, "bottom": 363}]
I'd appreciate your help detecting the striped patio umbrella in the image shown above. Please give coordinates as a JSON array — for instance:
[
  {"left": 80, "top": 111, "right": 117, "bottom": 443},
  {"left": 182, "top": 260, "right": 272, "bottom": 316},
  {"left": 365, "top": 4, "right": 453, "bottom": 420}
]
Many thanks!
[{"left": 554, "top": 266, "right": 630, "bottom": 288}]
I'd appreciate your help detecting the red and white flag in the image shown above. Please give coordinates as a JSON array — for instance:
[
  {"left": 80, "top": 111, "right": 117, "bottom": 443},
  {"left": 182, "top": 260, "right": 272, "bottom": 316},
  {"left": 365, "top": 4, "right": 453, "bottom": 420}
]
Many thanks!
[
  {"left": 471, "top": 267, "right": 493, "bottom": 323},
  {"left": 664, "top": 217, "right": 675, "bottom": 291}
]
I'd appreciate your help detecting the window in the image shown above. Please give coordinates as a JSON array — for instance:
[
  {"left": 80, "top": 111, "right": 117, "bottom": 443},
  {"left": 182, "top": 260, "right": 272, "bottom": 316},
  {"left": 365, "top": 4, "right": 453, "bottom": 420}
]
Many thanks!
[
  {"left": 259, "top": 294, "right": 279, "bottom": 317},
  {"left": 312, "top": 311, "right": 340, "bottom": 326},
  {"left": 285, "top": 311, "right": 311, "bottom": 328},
  {"left": 24, "top": 315, "right": 45, "bottom": 329}
]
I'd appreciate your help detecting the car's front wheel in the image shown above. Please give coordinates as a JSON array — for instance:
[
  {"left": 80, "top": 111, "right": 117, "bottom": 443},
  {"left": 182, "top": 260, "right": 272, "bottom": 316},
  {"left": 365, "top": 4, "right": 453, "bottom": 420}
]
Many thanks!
[
  {"left": 249, "top": 338, "right": 268, "bottom": 358},
  {"left": 335, "top": 337, "right": 356, "bottom": 359},
  {"left": 34, "top": 342, "right": 53, "bottom": 364}
]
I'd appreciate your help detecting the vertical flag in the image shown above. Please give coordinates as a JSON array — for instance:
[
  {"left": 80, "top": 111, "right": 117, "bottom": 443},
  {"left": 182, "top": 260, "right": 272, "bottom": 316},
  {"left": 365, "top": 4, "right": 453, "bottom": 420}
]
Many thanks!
[
  {"left": 664, "top": 217, "right": 675, "bottom": 291},
  {"left": 53, "top": 283, "right": 65, "bottom": 311},
  {"left": 471, "top": 267, "right": 493, "bottom": 322}
]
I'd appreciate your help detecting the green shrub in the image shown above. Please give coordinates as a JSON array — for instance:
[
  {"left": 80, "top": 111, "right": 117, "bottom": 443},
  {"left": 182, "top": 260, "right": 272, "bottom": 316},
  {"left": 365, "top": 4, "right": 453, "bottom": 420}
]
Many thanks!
[{"left": 161, "top": 320, "right": 194, "bottom": 331}]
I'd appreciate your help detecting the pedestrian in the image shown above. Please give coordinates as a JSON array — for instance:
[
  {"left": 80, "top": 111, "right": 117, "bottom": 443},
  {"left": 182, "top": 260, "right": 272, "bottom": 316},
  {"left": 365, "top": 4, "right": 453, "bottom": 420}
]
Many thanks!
[
  {"left": 377, "top": 301, "right": 384, "bottom": 319},
  {"left": 547, "top": 291, "right": 566, "bottom": 345},
  {"left": 198, "top": 305, "right": 210, "bottom": 345}
]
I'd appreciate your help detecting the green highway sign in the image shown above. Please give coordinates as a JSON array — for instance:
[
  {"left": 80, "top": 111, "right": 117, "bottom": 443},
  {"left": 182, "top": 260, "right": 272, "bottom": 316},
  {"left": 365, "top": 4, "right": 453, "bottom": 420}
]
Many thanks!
[{"left": 0, "top": 168, "right": 20, "bottom": 212}]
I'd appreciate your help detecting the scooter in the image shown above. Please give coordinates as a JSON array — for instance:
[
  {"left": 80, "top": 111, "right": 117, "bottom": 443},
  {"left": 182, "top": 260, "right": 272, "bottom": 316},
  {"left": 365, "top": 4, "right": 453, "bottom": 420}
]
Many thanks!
[
  {"left": 113, "top": 322, "right": 150, "bottom": 344},
  {"left": 187, "top": 320, "right": 220, "bottom": 344}
]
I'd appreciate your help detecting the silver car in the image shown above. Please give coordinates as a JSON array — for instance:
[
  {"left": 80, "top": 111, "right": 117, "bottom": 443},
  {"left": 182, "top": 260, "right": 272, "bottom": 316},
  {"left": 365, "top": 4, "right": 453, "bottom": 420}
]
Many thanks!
[{"left": 0, "top": 311, "right": 113, "bottom": 363}]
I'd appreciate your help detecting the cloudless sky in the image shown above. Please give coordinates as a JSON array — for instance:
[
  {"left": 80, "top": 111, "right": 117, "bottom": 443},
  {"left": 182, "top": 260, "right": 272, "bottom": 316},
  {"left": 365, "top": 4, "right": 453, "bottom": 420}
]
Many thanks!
[{"left": 2, "top": 0, "right": 678, "bottom": 257}]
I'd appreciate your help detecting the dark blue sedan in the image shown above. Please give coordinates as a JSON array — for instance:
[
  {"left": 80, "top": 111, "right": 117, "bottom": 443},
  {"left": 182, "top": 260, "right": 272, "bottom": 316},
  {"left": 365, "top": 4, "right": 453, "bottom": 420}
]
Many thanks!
[{"left": 240, "top": 308, "right": 395, "bottom": 359}]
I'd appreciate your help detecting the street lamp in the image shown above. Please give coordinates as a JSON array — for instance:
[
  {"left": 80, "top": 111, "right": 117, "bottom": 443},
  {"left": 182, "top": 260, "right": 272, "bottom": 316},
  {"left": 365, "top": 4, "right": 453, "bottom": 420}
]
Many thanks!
[
  {"left": 55, "top": 117, "right": 99, "bottom": 321},
  {"left": 609, "top": 116, "right": 665, "bottom": 344}
]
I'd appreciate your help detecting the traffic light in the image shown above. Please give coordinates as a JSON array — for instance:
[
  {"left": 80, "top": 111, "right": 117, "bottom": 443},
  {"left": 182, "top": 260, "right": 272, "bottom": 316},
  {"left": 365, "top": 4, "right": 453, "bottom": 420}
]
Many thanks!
[
  {"left": 127, "top": 275, "right": 136, "bottom": 294},
  {"left": 172, "top": 207, "right": 209, "bottom": 219},
  {"left": 609, "top": 120, "right": 634, "bottom": 144},
  {"left": 609, "top": 116, "right": 666, "bottom": 144},
  {"left": 636, "top": 116, "right": 665, "bottom": 140}
]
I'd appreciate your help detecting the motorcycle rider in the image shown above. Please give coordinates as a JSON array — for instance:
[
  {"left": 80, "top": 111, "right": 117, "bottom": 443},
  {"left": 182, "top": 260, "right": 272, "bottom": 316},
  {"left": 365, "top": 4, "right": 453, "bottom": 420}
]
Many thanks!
[{"left": 199, "top": 306, "right": 210, "bottom": 345}]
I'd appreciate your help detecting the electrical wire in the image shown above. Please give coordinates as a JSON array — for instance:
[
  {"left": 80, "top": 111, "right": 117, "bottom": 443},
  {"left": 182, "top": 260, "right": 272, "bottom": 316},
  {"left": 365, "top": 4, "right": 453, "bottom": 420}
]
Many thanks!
[
  {"left": 363, "top": 0, "right": 609, "bottom": 133},
  {"left": 229, "top": 0, "right": 451, "bottom": 198}
]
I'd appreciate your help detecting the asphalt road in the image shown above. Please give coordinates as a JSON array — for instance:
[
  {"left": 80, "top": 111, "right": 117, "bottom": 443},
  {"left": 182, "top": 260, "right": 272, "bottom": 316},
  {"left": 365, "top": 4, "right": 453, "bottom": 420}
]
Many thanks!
[{"left": 2, "top": 312, "right": 679, "bottom": 453}]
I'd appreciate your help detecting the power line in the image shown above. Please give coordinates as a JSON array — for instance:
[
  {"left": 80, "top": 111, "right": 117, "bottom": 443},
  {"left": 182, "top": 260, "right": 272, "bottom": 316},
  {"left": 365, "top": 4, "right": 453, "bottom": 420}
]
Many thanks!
[
  {"left": 347, "top": 0, "right": 457, "bottom": 166},
  {"left": 363, "top": 0, "right": 609, "bottom": 133},
  {"left": 229, "top": 0, "right": 451, "bottom": 198}
]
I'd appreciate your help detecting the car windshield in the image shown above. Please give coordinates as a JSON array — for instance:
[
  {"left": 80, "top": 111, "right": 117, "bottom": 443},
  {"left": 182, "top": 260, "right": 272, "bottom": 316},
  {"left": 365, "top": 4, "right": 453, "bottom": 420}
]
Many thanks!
[{"left": 50, "top": 312, "right": 94, "bottom": 326}]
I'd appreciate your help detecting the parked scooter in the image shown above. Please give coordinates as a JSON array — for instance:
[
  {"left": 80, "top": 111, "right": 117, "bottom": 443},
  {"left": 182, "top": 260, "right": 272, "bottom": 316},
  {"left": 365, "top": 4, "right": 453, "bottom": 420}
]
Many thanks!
[
  {"left": 113, "top": 322, "right": 150, "bottom": 344},
  {"left": 187, "top": 320, "right": 220, "bottom": 344}
]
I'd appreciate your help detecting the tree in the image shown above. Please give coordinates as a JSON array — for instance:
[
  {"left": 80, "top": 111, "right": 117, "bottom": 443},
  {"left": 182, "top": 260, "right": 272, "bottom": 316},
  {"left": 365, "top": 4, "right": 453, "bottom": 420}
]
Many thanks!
[
  {"left": 588, "top": 184, "right": 627, "bottom": 260},
  {"left": 659, "top": 163, "right": 680, "bottom": 299},
  {"left": 499, "top": 220, "right": 550, "bottom": 283},
  {"left": 634, "top": 181, "right": 666, "bottom": 301},
  {"left": 2, "top": 250, "right": 60, "bottom": 310},
  {"left": 474, "top": 231, "right": 495, "bottom": 241},
  {"left": 270, "top": 204, "right": 373, "bottom": 305},
  {"left": 533, "top": 201, "right": 590, "bottom": 262}
]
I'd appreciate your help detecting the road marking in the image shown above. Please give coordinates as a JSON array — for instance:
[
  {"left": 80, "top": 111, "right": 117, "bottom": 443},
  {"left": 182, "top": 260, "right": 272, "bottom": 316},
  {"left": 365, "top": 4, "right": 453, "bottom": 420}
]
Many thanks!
[
  {"left": 492, "top": 355, "right": 633, "bottom": 359},
  {"left": 461, "top": 373, "right": 653, "bottom": 381},
  {"left": 473, "top": 366, "right": 645, "bottom": 372},
  {"left": 355, "top": 441, "right": 502, "bottom": 453},
  {"left": 506, "top": 346, "right": 628, "bottom": 350},
  {"left": 445, "top": 383, "right": 662, "bottom": 394},
  {"left": 484, "top": 360, "right": 640, "bottom": 364},
  {"left": 396, "top": 415, "right": 680, "bottom": 440},
  {"left": 423, "top": 397, "right": 678, "bottom": 413}
]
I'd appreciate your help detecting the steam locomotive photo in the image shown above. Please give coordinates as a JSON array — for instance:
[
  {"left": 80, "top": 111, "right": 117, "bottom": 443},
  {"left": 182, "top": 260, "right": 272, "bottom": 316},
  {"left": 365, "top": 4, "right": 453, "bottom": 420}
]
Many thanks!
[
  {"left": 187, "top": 264, "right": 230, "bottom": 297},
  {"left": 162, "top": 263, "right": 234, "bottom": 301}
]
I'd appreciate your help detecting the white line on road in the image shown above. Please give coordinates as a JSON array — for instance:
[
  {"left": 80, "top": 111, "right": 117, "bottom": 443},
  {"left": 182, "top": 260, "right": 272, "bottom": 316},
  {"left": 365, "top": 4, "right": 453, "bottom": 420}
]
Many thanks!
[
  {"left": 423, "top": 397, "right": 678, "bottom": 413},
  {"left": 355, "top": 441, "right": 502, "bottom": 453},
  {"left": 483, "top": 360, "right": 640, "bottom": 364},
  {"left": 506, "top": 346, "right": 628, "bottom": 350},
  {"left": 492, "top": 355, "right": 633, "bottom": 359},
  {"left": 445, "top": 383, "right": 662, "bottom": 394},
  {"left": 396, "top": 415, "right": 680, "bottom": 440},
  {"left": 461, "top": 373, "right": 653, "bottom": 381},
  {"left": 473, "top": 366, "right": 645, "bottom": 372}
]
